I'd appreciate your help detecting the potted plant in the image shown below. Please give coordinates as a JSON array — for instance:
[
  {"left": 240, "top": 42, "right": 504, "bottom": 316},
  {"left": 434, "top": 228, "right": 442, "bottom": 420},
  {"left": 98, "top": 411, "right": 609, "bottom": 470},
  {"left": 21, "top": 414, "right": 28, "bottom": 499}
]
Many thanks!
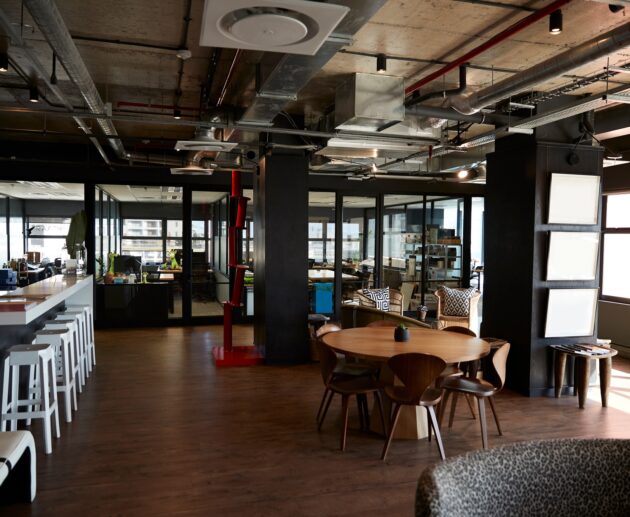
[
  {"left": 418, "top": 305, "right": 428, "bottom": 322},
  {"left": 394, "top": 323, "right": 409, "bottom": 342}
]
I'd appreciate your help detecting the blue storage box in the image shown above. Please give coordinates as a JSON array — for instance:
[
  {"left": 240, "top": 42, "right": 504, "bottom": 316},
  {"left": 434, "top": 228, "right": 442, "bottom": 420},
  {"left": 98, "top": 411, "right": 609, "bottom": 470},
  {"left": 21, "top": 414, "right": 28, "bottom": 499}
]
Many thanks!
[{"left": 313, "top": 282, "right": 333, "bottom": 314}]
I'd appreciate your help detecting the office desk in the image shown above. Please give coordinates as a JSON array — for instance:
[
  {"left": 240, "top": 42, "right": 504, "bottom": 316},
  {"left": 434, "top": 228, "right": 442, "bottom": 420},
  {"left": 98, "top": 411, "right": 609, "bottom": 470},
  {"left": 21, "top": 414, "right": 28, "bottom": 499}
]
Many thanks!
[{"left": 308, "top": 270, "right": 358, "bottom": 282}]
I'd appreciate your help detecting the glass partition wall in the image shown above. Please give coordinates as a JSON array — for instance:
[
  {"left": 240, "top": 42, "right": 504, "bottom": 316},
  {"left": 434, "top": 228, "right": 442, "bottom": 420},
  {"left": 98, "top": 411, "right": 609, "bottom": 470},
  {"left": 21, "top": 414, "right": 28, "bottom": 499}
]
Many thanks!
[
  {"left": 191, "top": 190, "right": 232, "bottom": 318},
  {"left": 341, "top": 196, "right": 376, "bottom": 302},
  {"left": 308, "top": 192, "right": 336, "bottom": 315}
]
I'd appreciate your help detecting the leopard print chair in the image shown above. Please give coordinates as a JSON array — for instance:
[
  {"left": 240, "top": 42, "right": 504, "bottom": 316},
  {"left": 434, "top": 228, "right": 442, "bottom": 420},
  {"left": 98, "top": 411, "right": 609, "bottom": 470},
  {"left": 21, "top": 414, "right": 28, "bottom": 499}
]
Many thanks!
[{"left": 416, "top": 438, "right": 630, "bottom": 517}]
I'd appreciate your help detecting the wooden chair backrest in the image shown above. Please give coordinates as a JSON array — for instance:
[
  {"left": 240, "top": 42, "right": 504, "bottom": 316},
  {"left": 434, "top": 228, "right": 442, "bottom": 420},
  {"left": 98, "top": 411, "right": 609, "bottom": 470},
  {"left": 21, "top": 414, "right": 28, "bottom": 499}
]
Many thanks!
[
  {"left": 316, "top": 341, "right": 339, "bottom": 386},
  {"left": 387, "top": 353, "right": 446, "bottom": 404},
  {"left": 366, "top": 320, "right": 398, "bottom": 328},
  {"left": 483, "top": 342, "right": 510, "bottom": 390},
  {"left": 315, "top": 323, "right": 342, "bottom": 339},
  {"left": 443, "top": 326, "right": 477, "bottom": 337}
]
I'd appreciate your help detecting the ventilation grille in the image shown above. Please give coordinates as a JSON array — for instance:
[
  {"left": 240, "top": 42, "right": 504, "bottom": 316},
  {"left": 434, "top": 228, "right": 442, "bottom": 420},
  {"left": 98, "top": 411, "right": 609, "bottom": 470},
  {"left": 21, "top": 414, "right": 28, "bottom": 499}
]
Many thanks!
[{"left": 199, "top": 0, "right": 349, "bottom": 56}]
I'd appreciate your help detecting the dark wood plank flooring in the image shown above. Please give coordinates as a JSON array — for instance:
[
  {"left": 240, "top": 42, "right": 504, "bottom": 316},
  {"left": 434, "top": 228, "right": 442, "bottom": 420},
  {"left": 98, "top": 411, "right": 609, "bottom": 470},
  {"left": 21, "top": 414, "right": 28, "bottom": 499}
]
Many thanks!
[{"left": 3, "top": 326, "right": 630, "bottom": 516}]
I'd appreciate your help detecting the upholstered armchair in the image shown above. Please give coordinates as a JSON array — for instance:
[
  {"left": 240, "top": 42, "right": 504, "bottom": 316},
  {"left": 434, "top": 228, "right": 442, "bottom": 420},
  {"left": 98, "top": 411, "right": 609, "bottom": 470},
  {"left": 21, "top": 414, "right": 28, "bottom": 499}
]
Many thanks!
[
  {"left": 434, "top": 287, "right": 481, "bottom": 330},
  {"left": 415, "top": 439, "right": 630, "bottom": 517},
  {"left": 354, "top": 288, "right": 403, "bottom": 315}
]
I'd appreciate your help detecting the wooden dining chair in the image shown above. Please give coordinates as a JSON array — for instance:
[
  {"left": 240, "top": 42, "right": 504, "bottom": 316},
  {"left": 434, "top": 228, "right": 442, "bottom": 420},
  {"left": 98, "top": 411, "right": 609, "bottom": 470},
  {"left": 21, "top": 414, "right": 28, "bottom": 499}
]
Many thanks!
[
  {"left": 443, "top": 326, "right": 477, "bottom": 337},
  {"left": 381, "top": 353, "right": 447, "bottom": 461},
  {"left": 316, "top": 342, "right": 387, "bottom": 451},
  {"left": 314, "top": 324, "right": 376, "bottom": 429},
  {"left": 438, "top": 326, "right": 476, "bottom": 418},
  {"left": 439, "top": 342, "right": 511, "bottom": 449},
  {"left": 366, "top": 320, "right": 398, "bottom": 327}
]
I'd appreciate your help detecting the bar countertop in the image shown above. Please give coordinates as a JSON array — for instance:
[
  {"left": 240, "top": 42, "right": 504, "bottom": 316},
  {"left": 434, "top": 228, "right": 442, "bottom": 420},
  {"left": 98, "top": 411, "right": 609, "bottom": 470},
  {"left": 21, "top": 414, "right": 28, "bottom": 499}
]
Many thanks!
[{"left": 0, "top": 274, "right": 93, "bottom": 326}]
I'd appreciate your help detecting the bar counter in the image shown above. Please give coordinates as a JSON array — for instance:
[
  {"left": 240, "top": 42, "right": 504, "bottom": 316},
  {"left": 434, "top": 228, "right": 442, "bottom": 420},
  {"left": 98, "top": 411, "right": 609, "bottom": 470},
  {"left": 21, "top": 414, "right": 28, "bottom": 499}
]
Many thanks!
[{"left": 0, "top": 274, "right": 93, "bottom": 352}]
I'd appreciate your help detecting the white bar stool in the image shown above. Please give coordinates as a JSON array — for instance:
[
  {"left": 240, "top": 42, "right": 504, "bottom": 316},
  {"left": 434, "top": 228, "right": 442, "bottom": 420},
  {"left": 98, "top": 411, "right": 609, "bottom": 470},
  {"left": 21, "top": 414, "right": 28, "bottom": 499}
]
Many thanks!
[
  {"left": 1, "top": 344, "right": 60, "bottom": 455},
  {"left": 44, "top": 318, "right": 85, "bottom": 393},
  {"left": 65, "top": 305, "right": 95, "bottom": 371},
  {"left": 58, "top": 310, "right": 89, "bottom": 380},
  {"left": 34, "top": 329, "right": 77, "bottom": 423},
  {"left": 55, "top": 313, "right": 87, "bottom": 387}
]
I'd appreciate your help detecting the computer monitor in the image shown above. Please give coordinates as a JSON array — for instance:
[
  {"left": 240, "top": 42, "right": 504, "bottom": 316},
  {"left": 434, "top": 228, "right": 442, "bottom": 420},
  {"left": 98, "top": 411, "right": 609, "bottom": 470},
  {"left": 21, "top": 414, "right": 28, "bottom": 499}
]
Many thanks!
[{"left": 114, "top": 255, "right": 142, "bottom": 278}]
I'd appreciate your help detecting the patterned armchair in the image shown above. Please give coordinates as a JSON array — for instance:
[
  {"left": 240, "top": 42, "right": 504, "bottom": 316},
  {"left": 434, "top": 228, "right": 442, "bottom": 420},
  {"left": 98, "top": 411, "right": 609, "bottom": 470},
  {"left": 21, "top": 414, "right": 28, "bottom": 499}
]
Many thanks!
[
  {"left": 434, "top": 287, "right": 480, "bottom": 330},
  {"left": 416, "top": 438, "right": 630, "bottom": 517},
  {"left": 354, "top": 288, "right": 403, "bottom": 315}
]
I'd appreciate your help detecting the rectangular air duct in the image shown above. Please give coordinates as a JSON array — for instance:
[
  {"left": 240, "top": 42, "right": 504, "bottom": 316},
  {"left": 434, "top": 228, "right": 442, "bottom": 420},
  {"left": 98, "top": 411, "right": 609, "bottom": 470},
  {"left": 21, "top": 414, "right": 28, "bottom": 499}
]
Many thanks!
[{"left": 335, "top": 73, "right": 405, "bottom": 132}]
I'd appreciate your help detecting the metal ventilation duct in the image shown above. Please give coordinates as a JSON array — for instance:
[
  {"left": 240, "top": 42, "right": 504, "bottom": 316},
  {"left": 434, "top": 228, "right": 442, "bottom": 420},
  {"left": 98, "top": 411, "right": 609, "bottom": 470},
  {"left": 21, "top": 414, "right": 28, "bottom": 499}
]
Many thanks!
[
  {"left": 448, "top": 20, "right": 630, "bottom": 114},
  {"left": 335, "top": 73, "right": 405, "bottom": 131},
  {"left": 24, "top": 0, "right": 127, "bottom": 159},
  {"left": 237, "top": 0, "right": 388, "bottom": 126},
  {"left": 0, "top": 8, "right": 111, "bottom": 164}
]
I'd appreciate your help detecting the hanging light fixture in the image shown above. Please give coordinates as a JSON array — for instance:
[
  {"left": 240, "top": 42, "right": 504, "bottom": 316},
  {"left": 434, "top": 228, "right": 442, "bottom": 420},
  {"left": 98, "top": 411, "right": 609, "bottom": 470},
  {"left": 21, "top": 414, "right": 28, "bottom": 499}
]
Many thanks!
[
  {"left": 0, "top": 51, "right": 8, "bottom": 73},
  {"left": 29, "top": 85, "right": 39, "bottom": 103},
  {"left": 549, "top": 10, "right": 562, "bottom": 35},
  {"left": 50, "top": 52, "right": 58, "bottom": 84},
  {"left": 376, "top": 53, "right": 387, "bottom": 73},
  {"left": 173, "top": 108, "right": 182, "bottom": 119},
  {"left": 457, "top": 169, "right": 469, "bottom": 179}
]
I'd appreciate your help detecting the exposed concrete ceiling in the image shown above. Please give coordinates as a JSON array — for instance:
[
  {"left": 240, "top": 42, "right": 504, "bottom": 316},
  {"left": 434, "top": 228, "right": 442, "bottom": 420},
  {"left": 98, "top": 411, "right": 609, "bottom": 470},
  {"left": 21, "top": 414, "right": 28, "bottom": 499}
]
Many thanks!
[{"left": 0, "top": 0, "right": 629, "bottom": 174}]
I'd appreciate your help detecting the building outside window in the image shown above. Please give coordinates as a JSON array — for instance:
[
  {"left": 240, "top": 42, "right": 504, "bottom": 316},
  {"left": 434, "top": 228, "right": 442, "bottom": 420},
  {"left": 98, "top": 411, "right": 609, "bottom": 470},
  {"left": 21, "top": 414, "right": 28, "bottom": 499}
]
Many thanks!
[{"left": 26, "top": 216, "right": 71, "bottom": 261}]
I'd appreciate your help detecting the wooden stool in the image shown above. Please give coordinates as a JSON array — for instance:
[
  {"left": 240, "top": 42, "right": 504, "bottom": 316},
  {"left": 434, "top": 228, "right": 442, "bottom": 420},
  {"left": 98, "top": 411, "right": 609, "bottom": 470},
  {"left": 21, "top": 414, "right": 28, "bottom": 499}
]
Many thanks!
[
  {"left": 44, "top": 319, "right": 82, "bottom": 395},
  {"left": 55, "top": 314, "right": 87, "bottom": 387},
  {"left": 59, "top": 309, "right": 90, "bottom": 377},
  {"left": 65, "top": 305, "right": 95, "bottom": 371},
  {"left": 34, "top": 329, "right": 78, "bottom": 423},
  {"left": 1, "top": 344, "right": 60, "bottom": 454},
  {"left": 552, "top": 345, "right": 618, "bottom": 409}
]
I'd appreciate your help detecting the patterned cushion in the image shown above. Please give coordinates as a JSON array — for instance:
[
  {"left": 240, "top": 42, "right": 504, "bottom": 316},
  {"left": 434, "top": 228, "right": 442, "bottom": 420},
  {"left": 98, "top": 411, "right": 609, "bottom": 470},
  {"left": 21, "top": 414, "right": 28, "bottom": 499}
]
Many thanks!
[
  {"left": 361, "top": 288, "right": 390, "bottom": 311},
  {"left": 441, "top": 287, "right": 476, "bottom": 317},
  {"left": 416, "top": 438, "right": 630, "bottom": 517}
]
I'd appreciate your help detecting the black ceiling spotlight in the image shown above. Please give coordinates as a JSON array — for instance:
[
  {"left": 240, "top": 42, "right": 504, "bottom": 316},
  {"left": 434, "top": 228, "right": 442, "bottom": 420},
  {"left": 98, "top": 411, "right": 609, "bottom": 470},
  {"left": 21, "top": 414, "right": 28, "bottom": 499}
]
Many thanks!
[
  {"left": 549, "top": 9, "right": 563, "bottom": 35},
  {"left": 50, "top": 52, "right": 57, "bottom": 84},
  {"left": 0, "top": 35, "right": 7, "bottom": 73},
  {"left": 173, "top": 108, "right": 182, "bottom": 119},
  {"left": 29, "top": 85, "right": 39, "bottom": 103},
  {"left": 609, "top": 5, "right": 625, "bottom": 13},
  {"left": 376, "top": 53, "right": 387, "bottom": 73}
]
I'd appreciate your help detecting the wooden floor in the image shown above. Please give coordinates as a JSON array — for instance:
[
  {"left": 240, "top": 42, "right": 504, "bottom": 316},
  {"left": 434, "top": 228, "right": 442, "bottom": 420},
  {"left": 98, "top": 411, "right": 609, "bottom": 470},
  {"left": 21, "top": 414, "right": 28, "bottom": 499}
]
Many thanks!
[{"left": 4, "top": 326, "right": 630, "bottom": 516}]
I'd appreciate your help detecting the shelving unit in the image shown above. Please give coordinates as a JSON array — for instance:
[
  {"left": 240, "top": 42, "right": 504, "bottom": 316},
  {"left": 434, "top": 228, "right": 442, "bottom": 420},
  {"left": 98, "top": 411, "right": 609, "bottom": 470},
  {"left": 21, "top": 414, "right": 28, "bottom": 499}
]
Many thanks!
[{"left": 424, "top": 243, "right": 462, "bottom": 293}]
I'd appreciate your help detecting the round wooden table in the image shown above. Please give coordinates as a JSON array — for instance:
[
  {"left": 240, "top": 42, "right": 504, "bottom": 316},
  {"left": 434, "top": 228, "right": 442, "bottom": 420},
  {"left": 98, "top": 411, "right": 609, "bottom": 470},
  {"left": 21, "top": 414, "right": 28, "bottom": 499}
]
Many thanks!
[
  {"left": 322, "top": 327, "right": 490, "bottom": 440},
  {"left": 322, "top": 326, "right": 490, "bottom": 364}
]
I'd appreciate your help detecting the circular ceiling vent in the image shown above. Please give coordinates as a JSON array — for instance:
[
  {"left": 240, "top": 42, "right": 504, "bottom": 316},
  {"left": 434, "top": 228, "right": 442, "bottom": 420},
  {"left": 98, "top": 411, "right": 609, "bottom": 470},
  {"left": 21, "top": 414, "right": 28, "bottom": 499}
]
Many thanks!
[
  {"left": 220, "top": 8, "right": 318, "bottom": 48},
  {"left": 199, "top": 0, "right": 349, "bottom": 56}
]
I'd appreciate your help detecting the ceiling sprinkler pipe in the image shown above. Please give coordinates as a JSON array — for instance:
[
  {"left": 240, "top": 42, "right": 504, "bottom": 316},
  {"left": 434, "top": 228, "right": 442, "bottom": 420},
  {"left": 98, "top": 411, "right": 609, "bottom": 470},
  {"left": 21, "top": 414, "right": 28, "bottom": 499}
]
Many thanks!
[{"left": 404, "top": 0, "right": 573, "bottom": 97}]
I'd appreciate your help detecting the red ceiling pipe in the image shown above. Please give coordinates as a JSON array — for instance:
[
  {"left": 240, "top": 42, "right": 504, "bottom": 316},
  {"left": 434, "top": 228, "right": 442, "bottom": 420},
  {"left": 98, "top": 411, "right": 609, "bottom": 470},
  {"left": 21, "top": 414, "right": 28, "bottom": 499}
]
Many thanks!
[
  {"left": 116, "top": 101, "right": 200, "bottom": 111},
  {"left": 404, "top": 0, "right": 573, "bottom": 97}
]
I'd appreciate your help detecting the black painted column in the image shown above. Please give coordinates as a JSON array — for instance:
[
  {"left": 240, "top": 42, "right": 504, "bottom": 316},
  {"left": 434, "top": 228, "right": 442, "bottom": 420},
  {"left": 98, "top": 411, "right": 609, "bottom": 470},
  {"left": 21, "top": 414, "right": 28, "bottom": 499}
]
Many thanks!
[
  {"left": 254, "top": 149, "right": 309, "bottom": 364},
  {"left": 482, "top": 128, "right": 603, "bottom": 396}
]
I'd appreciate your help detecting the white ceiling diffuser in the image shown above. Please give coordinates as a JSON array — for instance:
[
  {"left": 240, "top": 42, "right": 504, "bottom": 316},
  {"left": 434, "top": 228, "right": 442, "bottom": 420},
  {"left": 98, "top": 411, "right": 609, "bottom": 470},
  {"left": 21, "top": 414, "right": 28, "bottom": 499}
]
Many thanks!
[
  {"left": 170, "top": 165, "right": 215, "bottom": 176},
  {"left": 199, "top": 0, "right": 349, "bottom": 56},
  {"left": 174, "top": 128, "right": 238, "bottom": 153}
]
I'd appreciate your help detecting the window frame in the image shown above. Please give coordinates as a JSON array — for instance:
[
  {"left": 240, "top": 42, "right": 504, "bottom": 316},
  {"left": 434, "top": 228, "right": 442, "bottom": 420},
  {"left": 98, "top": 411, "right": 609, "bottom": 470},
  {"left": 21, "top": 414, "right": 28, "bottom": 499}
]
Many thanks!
[{"left": 600, "top": 193, "right": 630, "bottom": 304}]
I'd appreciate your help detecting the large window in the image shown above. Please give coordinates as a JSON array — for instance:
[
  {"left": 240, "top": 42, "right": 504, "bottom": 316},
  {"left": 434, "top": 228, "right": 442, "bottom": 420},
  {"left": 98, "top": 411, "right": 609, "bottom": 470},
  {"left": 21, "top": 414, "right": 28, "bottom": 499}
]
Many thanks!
[
  {"left": 121, "top": 219, "right": 164, "bottom": 264},
  {"left": 26, "top": 216, "right": 71, "bottom": 261},
  {"left": 602, "top": 193, "right": 630, "bottom": 302}
]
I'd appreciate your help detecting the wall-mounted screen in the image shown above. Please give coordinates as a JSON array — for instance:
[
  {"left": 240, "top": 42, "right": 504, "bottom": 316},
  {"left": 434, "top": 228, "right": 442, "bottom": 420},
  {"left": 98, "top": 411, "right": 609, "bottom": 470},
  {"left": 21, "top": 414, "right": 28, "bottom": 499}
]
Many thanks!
[
  {"left": 544, "top": 288, "right": 598, "bottom": 338},
  {"left": 546, "top": 232, "right": 599, "bottom": 281},
  {"left": 548, "top": 173, "right": 600, "bottom": 225}
]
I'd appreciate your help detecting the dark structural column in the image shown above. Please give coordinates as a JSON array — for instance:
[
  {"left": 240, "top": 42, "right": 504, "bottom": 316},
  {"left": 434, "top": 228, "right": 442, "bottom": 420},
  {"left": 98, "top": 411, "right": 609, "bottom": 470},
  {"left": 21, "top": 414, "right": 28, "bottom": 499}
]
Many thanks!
[
  {"left": 254, "top": 146, "right": 309, "bottom": 364},
  {"left": 482, "top": 110, "right": 603, "bottom": 396}
]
